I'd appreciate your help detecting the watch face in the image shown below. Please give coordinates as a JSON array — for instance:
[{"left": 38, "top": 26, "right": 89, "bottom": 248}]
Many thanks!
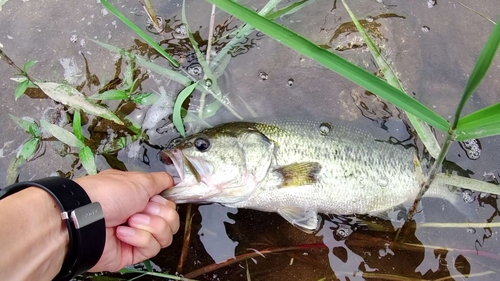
[{"left": 70, "top": 202, "right": 104, "bottom": 229}]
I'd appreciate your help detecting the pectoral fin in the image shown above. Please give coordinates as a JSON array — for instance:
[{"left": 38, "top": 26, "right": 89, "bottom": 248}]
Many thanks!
[
  {"left": 275, "top": 162, "right": 322, "bottom": 188},
  {"left": 277, "top": 207, "right": 321, "bottom": 233}
]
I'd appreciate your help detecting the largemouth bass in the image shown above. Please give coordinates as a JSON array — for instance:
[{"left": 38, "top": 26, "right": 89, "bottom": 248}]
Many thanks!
[{"left": 160, "top": 119, "right": 446, "bottom": 231}]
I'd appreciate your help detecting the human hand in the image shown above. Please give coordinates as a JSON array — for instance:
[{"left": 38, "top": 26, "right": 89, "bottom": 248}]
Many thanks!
[{"left": 74, "top": 169, "right": 179, "bottom": 272}]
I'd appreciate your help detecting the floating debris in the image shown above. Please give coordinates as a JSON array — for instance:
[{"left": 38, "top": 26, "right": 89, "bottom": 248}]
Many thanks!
[
  {"left": 69, "top": 34, "right": 78, "bottom": 43},
  {"left": 287, "top": 78, "right": 294, "bottom": 86},
  {"left": 258, "top": 70, "right": 269, "bottom": 81},
  {"left": 422, "top": 26, "right": 430, "bottom": 32}
]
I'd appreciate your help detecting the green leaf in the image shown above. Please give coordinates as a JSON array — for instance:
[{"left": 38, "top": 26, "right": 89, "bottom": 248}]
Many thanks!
[
  {"left": 79, "top": 146, "right": 97, "bottom": 175},
  {"left": 88, "top": 89, "right": 129, "bottom": 101},
  {"left": 100, "top": 0, "right": 180, "bottom": 68},
  {"left": 41, "top": 120, "right": 85, "bottom": 149},
  {"left": 207, "top": 0, "right": 449, "bottom": 132},
  {"left": 130, "top": 92, "right": 160, "bottom": 105},
  {"left": 9, "top": 114, "right": 41, "bottom": 137},
  {"left": 14, "top": 79, "right": 29, "bottom": 100},
  {"left": 34, "top": 82, "right": 124, "bottom": 125},
  {"left": 173, "top": 82, "right": 199, "bottom": 136},
  {"left": 452, "top": 17, "right": 500, "bottom": 127},
  {"left": 23, "top": 60, "right": 37, "bottom": 72},
  {"left": 73, "top": 110, "right": 84, "bottom": 142},
  {"left": 16, "top": 138, "right": 40, "bottom": 161}
]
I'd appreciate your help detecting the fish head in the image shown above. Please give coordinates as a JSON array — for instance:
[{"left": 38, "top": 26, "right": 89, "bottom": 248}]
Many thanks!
[{"left": 160, "top": 123, "right": 275, "bottom": 204}]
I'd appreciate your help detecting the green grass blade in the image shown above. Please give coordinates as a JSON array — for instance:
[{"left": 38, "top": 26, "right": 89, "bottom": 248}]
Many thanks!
[
  {"left": 174, "top": 82, "right": 200, "bottom": 136},
  {"left": 265, "top": 0, "right": 313, "bottom": 20},
  {"left": 341, "top": 0, "right": 441, "bottom": 158},
  {"left": 452, "top": 16, "right": 500, "bottom": 127},
  {"left": 455, "top": 121, "right": 500, "bottom": 141},
  {"left": 210, "top": 0, "right": 281, "bottom": 71},
  {"left": 434, "top": 173, "right": 500, "bottom": 195},
  {"left": 457, "top": 102, "right": 500, "bottom": 130},
  {"left": 207, "top": 0, "right": 449, "bottom": 132},
  {"left": 79, "top": 146, "right": 97, "bottom": 175},
  {"left": 91, "top": 39, "right": 191, "bottom": 86},
  {"left": 100, "top": 0, "right": 180, "bottom": 67}
]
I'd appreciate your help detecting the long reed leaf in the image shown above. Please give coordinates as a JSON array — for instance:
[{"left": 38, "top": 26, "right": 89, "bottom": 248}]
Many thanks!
[
  {"left": 457, "top": 102, "right": 500, "bottom": 131},
  {"left": 453, "top": 16, "right": 500, "bottom": 127},
  {"left": 174, "top": 82, "right": 200, "bottom": 136},
  {"left": 100, "top": 0, "right": 180, "bottom": 67},
  {"left": 207, "top": 0, "right": 449, "bottom": 131},
  {"left": 341, "top": 0, "right": 441, "bottom": 158}
]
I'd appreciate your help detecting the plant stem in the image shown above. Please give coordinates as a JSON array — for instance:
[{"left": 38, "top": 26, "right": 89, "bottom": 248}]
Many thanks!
[
  {"left": 199, "top": 4, "right": 217, "bottom": 119},
  {"left": 177, "top": 204, "right": 194, "bottom": 273}
]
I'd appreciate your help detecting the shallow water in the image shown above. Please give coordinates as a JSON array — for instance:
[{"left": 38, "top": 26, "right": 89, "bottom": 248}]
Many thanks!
[{"left": 1, "top": 0, "right": 499, "bottom": 280}]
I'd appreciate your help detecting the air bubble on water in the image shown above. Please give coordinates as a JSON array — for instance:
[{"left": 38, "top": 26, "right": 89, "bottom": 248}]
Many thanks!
[
  {"left": 319, "top": 122, "right": 332, "bottom": 136},
  {"left": 459, "top": 139, "right": 481, "bottom": 160},
  {"left": 366, "top": 16, "right": 374, "bottom": 23},
  {"left": 175, "top": 24, "right": 187, "bottom": 37},
  {"left": 187, "top": 63, "right": 203, "bottom": 76},
  {"left": 422, "top": 26, "right": 430, "bottom": 32},
  {"left": 204, "top": 78, "right": 213, "bottom": 88},
  {"left": 427, "top": 0, "right": 436, "bottom": 8},
  {"left": 467, "top": 228, "right": 476, "bottom": 234},
  {"left": 335, "top": 225, "right": 352, "bottom": 240},
  {"left": 462, "top": 190, "right": 475, "bottom": 203},
  {"left": 287, "top": 78, "right": 294, "bottom": 86},
  {"left": 258, "top": 70, "right": 269, "bottom": 81}
]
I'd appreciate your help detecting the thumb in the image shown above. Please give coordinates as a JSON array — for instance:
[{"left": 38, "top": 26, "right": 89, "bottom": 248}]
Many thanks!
[{"left": 143, "top": 171, "right": 174, "bottom": 198}]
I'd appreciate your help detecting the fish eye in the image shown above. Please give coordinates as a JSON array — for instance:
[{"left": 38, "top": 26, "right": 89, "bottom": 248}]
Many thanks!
[{"left": 194, "top": 137, "right": 210, "bottom": 152}]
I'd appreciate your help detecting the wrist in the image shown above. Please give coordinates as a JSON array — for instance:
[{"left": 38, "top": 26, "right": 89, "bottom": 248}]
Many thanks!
[
  {"left": 0, "top": 177, "right": 106, "bottom": 281},
  {"left": 0, "top": 188, "right": 69, "bottom": 281}
]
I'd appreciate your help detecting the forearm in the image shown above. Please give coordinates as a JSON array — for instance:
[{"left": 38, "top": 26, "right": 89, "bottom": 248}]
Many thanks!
[{"left": 0, "top": 187, "right": 68, "bottom": 281}]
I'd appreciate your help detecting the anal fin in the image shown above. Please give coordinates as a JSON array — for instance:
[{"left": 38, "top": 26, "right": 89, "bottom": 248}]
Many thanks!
[
  {"left": 275, "top": 162, "right": 322, "bottom": 188},
  {"left": 278, "top": 207, "right": 321, "bottom": 233}
]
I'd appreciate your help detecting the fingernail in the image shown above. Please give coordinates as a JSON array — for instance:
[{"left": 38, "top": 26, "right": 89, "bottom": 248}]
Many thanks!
[
  {"left": 131, "top": 214, "right": 151, "bottom": 225},
  {"left": 151, "top": 195, "right": 168, "bottom": 205},
  {"left": 145, "top": 203, "right": 160, "bottom": 215},
  {"left": 117, "top": 226, "right": 135, "bottom": 237}
]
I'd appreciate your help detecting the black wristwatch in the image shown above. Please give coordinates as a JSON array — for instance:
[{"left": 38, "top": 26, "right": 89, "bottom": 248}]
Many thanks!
[{"left": 0, "top": 177, "right": 106, "bottom": 281}]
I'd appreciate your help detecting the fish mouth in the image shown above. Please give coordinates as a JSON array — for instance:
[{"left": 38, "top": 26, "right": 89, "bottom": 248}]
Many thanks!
[
  {"left": 160, "top": 149, "right": 184, "bottom": 185},
  {"left": 160, "top": 149, "right": 202, "bottom": 185}
]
